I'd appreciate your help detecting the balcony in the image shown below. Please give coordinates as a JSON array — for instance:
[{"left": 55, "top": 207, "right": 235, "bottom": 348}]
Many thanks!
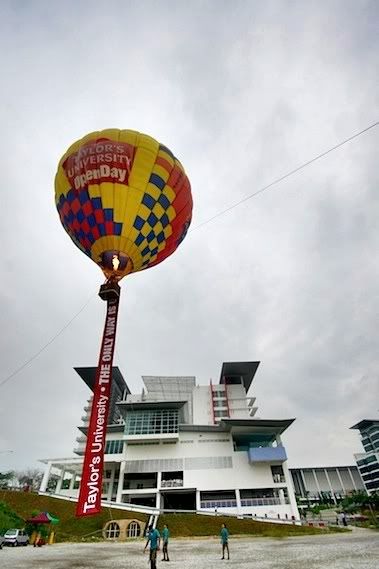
[
  {"left": 75, "top": 436, "right": 87, "bottom": 443},
  {"left": 161, "top": 479, "right": 183, "bottom": 488},
  {"left": 248, "top": 446, "right": 287, "bottom": 464}
]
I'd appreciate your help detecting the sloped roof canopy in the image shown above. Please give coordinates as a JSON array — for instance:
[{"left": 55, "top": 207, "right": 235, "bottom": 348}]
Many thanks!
[
  {"left": 74, "top": 366, "right": 130, "bottom": 394},
  {"left": 350, "top": 419, "right": 379, "bottom": 430},
  {"left": 219, "top": 361, "right": 260, "bottom": 393}
]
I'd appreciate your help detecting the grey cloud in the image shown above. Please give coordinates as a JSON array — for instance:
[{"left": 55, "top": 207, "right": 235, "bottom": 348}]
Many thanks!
[{"left": 0, "top": 1, "right": 378, "bottom": 473}]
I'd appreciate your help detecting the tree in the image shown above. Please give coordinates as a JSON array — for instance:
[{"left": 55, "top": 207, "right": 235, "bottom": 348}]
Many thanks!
[
  {"left": 14, "top": 469, "right": 43, "bottom": 491},
  {"left": 340, "top": 490, "right": 378, "bottom": 526},
  {"left": 0, "top": 471, "right": 15, "bottom": 490}
]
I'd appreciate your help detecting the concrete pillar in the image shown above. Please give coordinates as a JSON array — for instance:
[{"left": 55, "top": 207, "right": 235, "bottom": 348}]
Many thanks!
[
  {"left": 40, "top": 462, "right": 52, "bottom": 493},
  {"left": 235, "top": 489, "right": 241, "bottom": 516},
  {"left": 56, "top": 469, "right": 65, "bottom": 493},
  {"left": 347, "top": 467, "right": 357, "bottom": 491},
  {"left": 312, "top": 469, "right": 322, "bottom": 497},
  {"left": 69, "top": 472, "right": 75, "bottom": 491},
  {"left": 116, "top": 461, "right": 126, "bottom": 503},
  {"left": 196, "top": 490, "right": 201, "bottom": 511},
  {"left": 324, "top": 469, "right": 337, "bottom": 504},
  {"left": 108, "top": 465, "right": 116, "bottom": 501},
  {"left": 155, "top": 492, "right": 161, "bottom": 511},
  {"left": 300, "top": 469, "right": 307, "bottom": 498},
  {"left": 157, "top": 471, "right": 162, "bottom": 490},
  {"left": 336, "top": 468, "right": 346, "bottom": 495}
]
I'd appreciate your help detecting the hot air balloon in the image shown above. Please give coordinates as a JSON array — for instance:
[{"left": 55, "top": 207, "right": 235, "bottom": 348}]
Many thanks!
[{"left": 54, "top": 129, "right": 192, "bottom": 517}]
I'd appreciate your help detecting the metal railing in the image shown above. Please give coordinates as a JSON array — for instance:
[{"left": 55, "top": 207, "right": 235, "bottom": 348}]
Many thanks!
[
  {"left": 200, "top": 500, "right": 237, "bottom": 509},
  {"left": 160, "top": 479, "right": 183, "bottom": 488},
  {"left": 272, "top": 474, "right": 286, "bottom": 483},
  {"left": 240, "top": 497, "right": 287, "bottom": 506}
]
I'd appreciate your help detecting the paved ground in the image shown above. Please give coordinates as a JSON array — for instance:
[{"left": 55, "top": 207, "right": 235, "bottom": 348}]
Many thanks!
[{"left": 1, "top": 530, "right": 378, "bottom": 569}]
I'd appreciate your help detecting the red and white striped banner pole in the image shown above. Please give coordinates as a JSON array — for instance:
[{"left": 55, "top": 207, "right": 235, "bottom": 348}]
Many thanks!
[{"left": 76, "top": 289, "right": 120, "bottom": 517}]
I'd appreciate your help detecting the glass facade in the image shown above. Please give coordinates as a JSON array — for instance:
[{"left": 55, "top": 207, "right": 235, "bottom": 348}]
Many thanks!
[
  {"left": 125, "top": 409, "right": 179, "bottom": 436},
  {"left": 105, "top": 440, "right": 124, "bottom": 454}
]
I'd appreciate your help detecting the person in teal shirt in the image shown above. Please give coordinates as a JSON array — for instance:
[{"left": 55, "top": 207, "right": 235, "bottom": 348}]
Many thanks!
[
  {"left": 144, "top": 525, "right": 161, "bottom": 569},
  {"left": 220, "top": 523, "right": 230, "bottom": 560},
  {"left": 161, "top": 524, "right": 170, "bottom": 561}
]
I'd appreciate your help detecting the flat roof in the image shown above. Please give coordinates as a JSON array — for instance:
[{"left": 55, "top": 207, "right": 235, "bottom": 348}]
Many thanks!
[
  {"left": 219, "top": 361, "right": 260, "bottom": 392},
  {"left": 143, "top": 376, "right": 196, "bottom": 390},
  {"left": 350, "top": 419, "right": 379, "bottom": 430},
  {"left": 74, "top": 366, "right": 130, "bottom": 394}
]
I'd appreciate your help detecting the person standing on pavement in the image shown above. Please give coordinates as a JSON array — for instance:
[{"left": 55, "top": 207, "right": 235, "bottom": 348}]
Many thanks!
[
  {"left": 161, "top": 524, "right": 170, "bottom": 561},
  {"left": 220, "top": 523, "right": 230, "bottom": 560},
  {"left": 144, "top": 524, "right": 161, "bottom": 569}
]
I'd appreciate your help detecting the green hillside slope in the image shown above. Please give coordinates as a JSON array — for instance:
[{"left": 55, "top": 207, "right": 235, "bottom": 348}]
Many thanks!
[
  {"left": 1, "top": 491, "right": 344, "bottom": 541},
  {"left": 157, "top": 513, "right": 338, "bottom": 537},
  {"left": 0, "top": 491, "right": 147, "bottom": 541}
]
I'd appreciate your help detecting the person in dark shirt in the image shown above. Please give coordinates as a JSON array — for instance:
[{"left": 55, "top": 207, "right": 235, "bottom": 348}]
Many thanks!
[
  {"left": 144, "top": 524, "right": 161, "bottom": 569},
  {"left": 161, "top": 524, "right": 170, "bottom": 561},
  {"left": 220, "top": 523, "right": 230, "bottom": 560}
]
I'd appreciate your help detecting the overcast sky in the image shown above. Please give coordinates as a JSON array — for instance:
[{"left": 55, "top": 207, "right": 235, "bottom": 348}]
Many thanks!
[{"left": 0, "top": 1, "right": 378, "bottom": 474}]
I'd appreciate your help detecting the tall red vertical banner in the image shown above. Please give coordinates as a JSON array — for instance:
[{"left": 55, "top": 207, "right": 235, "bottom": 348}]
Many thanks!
[{"left": 76, "top": 296, "right": 120, "bottom": 517}]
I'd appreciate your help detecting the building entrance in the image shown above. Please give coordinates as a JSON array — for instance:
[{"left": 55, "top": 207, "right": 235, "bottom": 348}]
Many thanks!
[{"left": 162, "top": 491, "right": 196, "bottom": 511}]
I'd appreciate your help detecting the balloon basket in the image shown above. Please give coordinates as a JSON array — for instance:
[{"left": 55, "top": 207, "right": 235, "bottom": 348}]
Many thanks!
[{"left": 99, "top": 281, "right": 121, "bottom": 302}]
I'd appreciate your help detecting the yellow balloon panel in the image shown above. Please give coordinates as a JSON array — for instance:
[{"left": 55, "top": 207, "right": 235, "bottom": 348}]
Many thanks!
[{"left": 55, "top": 129, "right": 192, "bottom": 279}]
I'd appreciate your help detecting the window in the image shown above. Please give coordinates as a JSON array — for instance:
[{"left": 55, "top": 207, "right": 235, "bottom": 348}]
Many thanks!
[
  {"left": 200, "top": 490, "right": 236, "bottom": 509},
  {"left": 359, "top": 462, "right": 379, "bottom": 475},
  {"left": 214, "top": 409, "right": 227, "bottom": 417},
  {"left": 127, "top": 521, "right": 141, "bottom": 538},
  {"left": 105, "top": 522, "right": 120, "bottom": 539},
  {"left": 239, "top": 488, "right": 289, "bottom": 506},
  {"left": 357, "top": 455, "right": 377, "bottom": 466},
  {"left": 125, "top": 409, "right": 179, "bottom": 435},
  {"left": 105, "top": 440, "right": 124, "bottom": 454},
  {"left": 213, "top": 390, "right": 225, "bottom": 398},
  {"left": 271, "top": 465, "right": 285, "bottom": 483}
]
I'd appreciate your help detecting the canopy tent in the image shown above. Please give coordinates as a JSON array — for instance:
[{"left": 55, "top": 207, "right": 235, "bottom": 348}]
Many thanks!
[{"left": 26, "top": 512, "right": 59, "bottom": 524}]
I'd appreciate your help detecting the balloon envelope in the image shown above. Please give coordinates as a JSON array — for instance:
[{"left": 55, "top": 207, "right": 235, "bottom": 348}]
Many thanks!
[{"left": 55, "top": 129, "right": 192, "bottom": 280}]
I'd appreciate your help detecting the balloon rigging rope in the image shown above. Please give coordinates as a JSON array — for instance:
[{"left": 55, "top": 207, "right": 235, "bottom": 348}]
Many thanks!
[
  {"left": 0, "top": 120, "right": 377, "bottom": 390},
  {"left": 0, "top": 291, "right": 96, "bottom": 390},
  {"left": 190, "top": 120, "right": 379, "bottom": 233}
]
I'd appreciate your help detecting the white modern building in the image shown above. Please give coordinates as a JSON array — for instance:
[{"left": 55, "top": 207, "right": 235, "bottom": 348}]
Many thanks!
[
  {"left": 290, "top": 465, "right": 364, "bottom": 504},
  {"left": 351, "top": 419, "right": 379, "bottom": 495},
  {"left": 40, "top": 361, "right": 300, "bottom": 520}
]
